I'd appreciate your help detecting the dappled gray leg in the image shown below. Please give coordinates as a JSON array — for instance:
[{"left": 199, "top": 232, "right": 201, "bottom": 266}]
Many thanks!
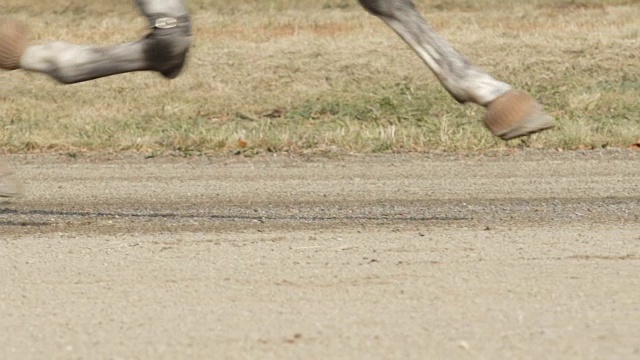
[
  {"left": 358, "top": 0, "right": 508, "bottom": 105},
  {"left": 2, "top": 0, "right": 191, "bottom": 83},
  {"left": 358, "top": 0, "right": 555, "bottom": 139}
]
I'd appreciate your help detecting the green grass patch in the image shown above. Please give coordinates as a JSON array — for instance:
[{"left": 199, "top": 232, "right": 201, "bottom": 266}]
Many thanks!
[{"left": 1, "top": 0, "right": 639, "bottom": 155}]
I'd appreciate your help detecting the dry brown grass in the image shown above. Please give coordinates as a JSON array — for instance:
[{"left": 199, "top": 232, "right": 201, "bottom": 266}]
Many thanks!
[{"left": 1, "top": 0, "right": 639, "bottom": 155}]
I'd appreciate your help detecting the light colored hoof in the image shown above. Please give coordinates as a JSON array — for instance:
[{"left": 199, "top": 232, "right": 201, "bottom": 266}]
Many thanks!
[
  {"left": 0, "top": 18, "right": 28, "bottom": 70},
  {"left": 0, "top": 162, "right": 23, "bottom": 198},
  {"left": 483, "top": 90, "right": 556, "bottom": 140}
]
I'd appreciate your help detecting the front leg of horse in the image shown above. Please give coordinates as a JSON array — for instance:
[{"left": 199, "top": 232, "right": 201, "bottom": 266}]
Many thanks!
[
  {"left": 358, "top": 0, "right": 556, "bottom": 140},
  {"left": 0, "top": 0, "right": 191, "bottom": 83}
]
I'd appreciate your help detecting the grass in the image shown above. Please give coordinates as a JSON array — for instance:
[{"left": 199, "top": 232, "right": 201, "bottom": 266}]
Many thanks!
[{"left": 1, "top": 0, "right": 639, "bottom": 155}]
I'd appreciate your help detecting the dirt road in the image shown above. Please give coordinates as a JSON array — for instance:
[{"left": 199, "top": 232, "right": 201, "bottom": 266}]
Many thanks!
[{"left": 1, "top": 150, "right": 638, "bottom": 359}]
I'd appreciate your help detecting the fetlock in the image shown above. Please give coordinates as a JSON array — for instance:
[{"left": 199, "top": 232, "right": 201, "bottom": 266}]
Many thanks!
[{"left": 143, "top": 14, "right": 192, "bottom": 79}]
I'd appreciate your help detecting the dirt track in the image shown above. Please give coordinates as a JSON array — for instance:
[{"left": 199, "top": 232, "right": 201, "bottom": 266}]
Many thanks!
[{"left": 1, "top": 150, "right": 639, "bottom": 359}]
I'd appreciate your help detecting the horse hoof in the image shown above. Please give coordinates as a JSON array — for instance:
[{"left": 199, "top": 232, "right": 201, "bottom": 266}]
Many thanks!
[
  {"left": 0, "top": 18, "right": 29, "bottom": 70},
  {"left": 0, "top": 162, "right": 23, "bottom": 198},
  {"left": 483, "top": 90, "right": 556, "bottom": 140}
]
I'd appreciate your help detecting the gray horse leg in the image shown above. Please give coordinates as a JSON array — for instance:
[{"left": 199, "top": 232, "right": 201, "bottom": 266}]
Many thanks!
[
  {"left": 358, "top": 0, "right": 555, "bottom": 139},
  {"left": 4, "top": 0, "right": 191, "bottom": 83},
  {"left": 0, "top": 0, "right": 555, "bottom": 140}
]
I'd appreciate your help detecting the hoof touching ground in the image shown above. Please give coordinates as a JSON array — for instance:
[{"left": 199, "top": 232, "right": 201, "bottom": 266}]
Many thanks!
[
  {"left": 0, "top": 18, "right": 28, "bottom": 70},
  {"left": 483, "top": 90, "right": 556, "bottom": 140}
]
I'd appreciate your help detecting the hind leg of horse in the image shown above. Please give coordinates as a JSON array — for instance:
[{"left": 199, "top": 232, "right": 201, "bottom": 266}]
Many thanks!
[
  {"left": 357, "top": 0, "right": 555, "bottom": 139},
  {"left": 0, "top": 0, "right": 192, "bottom": 83},
  {"left": 0, "top": 1, "right": 193, "bottom": 198}
]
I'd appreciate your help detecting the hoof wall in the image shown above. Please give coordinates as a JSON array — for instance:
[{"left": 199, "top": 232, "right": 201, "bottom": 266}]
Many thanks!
[
  {"left": 484, "top": 90, "right": 556, "bottom": 140},
  {"left": 0, "top": 18, "right": 28, "bottom": 70}
]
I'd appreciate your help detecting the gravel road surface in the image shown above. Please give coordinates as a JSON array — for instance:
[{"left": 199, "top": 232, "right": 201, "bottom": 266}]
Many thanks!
[{"left": 1, "top": 150, "right": 638, "bottom": 359}]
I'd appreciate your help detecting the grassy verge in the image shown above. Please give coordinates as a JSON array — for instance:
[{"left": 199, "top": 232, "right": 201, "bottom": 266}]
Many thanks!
[{"left": 1, "top": 0, "right": 639, "bottom": 155}]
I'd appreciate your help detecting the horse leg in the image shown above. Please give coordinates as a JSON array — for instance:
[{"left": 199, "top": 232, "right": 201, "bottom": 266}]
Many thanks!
[
  {"left": 0, "top": 0, "right": 192, "bottom": 83},
  {"left": 357, "top": 0, "right": 555, "bottom": 139}
]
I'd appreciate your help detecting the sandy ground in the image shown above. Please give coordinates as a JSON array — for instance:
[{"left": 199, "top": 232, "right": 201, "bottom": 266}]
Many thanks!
[{"left": 1, "top": 150, "right": 639, "bottom": 359}]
